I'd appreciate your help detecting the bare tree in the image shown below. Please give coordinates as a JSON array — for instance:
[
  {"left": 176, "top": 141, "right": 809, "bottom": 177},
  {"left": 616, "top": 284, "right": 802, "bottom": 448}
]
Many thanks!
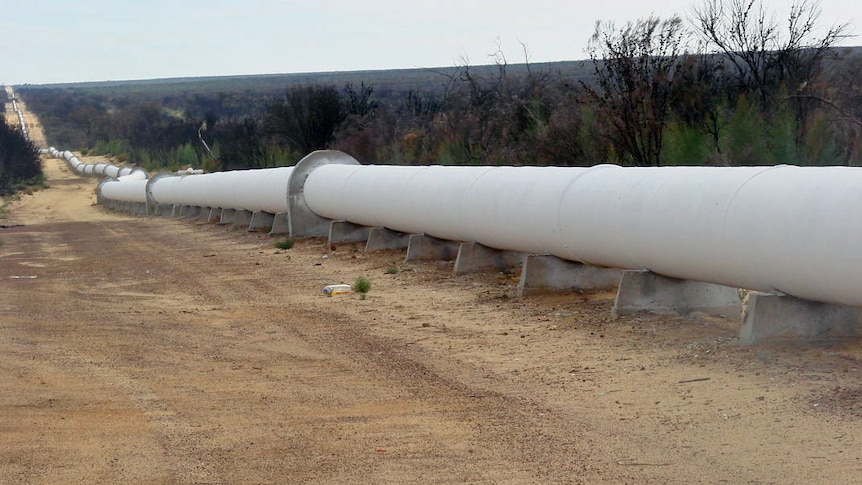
[
  {"left": 265, "top": 85, "right": 346, "bottom": 155},
  {"left": 692, "top": 0, "right": 850, "bottom": 107},
  {"left": 343, "top": 82, "right": 377, "bottom": 118},
  {"left": 671, "top": 49, "right": 732, "bottom": 157},
  {"left": 435, "top": 42, "right": 552, "bottom": 165},
  {"left": 584, "top": 15, "right": 688, "bottom": 166}
]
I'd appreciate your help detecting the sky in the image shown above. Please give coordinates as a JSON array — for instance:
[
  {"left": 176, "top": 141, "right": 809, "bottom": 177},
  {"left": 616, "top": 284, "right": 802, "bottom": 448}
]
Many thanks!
[{"left": 1, "top": 0, "right": 859, "bottom": 85}]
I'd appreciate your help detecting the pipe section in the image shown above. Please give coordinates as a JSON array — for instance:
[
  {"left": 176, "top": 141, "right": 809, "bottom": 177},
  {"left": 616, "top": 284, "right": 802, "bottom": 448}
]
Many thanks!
[
  {"left": 89, "top": 147, "right": 862, "bottom": 308},
  {"left": 303, "top": 163, "right": 862, "bottom": 308},
  {"left": 98, "top": 178, "right": 149, "bottom": 203},
  {"left": 146, "top": 167, "right": 294, "bottom": 213},
  {"left": 48, "top": 146, "right": 148, "bottom": 182},
  {"left": 9, "top": 95, "right": 29, "bottom": 140}
]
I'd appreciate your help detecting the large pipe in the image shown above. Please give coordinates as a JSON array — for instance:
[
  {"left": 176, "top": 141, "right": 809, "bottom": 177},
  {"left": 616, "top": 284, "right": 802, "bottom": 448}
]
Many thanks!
[
  {"left": 103, "top": 164, "right": 121, "bottom": 178},
  {"left": 91, "top": 150, "right": 862, "bottom": 308},
  {"left": 303, "top": 163, "right": 862, "bottom": 308},
  {"left": 147, "top": 167, "right": 294, "bottom": 213},
  {"left": 118, "top": 167, "right": 148, "bottom": 180},
  {"left": 49, "top": 147, "right": 146, "bottom": 181},
  {"left": 98, "top": 178, "right": 149, "bottom": 203}
]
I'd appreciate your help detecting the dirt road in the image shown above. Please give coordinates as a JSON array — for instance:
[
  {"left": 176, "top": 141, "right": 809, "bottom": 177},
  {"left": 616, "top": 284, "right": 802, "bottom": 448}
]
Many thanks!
[
  {"left": 4, "top": 87, "right": 47, "bottom": 149},
  {"left": 2, "top": 113, "right": 862, "bottom": 483}
]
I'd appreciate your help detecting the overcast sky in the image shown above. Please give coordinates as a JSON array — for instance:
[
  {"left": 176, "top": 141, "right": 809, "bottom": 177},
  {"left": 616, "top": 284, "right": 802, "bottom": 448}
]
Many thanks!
[{"left": 1, "top": 0, "right": 859, "bottom": 85}]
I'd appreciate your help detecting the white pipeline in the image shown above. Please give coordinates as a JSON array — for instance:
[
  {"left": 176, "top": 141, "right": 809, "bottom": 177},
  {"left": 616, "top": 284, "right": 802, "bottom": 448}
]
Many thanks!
[
  {"left": 91, "top": 149, "right": 862, "bottom": 308},
  {"left": 146, "top": 167, "right": 294, "bottom": 213},
  {"left": 99, "top": 178, "right": 149, "bottom": 203},
  {"left": 303, "top": 163, "right": 862, "bottom": 308},
  {"left": 49, "top": 147, "right": 148, "bottom": 181}
]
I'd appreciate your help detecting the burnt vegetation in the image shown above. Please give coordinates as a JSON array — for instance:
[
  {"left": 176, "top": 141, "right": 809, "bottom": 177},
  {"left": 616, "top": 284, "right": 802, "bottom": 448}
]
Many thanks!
[
  {"left": 0, "top": 91, "right": 42, "bottom": 196},
  {"left": 15, "top": 0, "right": 862, "bottom": 170}
]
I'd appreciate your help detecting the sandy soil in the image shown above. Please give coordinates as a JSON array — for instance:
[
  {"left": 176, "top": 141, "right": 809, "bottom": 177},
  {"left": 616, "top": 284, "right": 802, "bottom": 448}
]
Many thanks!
[{"left": 2, "top": 104, "right": 862, "bottom": 484}]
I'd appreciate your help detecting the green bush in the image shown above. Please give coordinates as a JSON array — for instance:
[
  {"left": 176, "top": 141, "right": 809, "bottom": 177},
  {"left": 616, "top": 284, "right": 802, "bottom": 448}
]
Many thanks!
[
  {"left": 174, "top": 142, "right": 200, "bottom": 168},
  {"left": 353, "top": 276, "right": 371, "bottom": 297},
  {"left": 275, "top": 239, "right": 294, "bottom": 250},
  {"left": 661, "top": 122, "right": 712, "bottom": 166}
]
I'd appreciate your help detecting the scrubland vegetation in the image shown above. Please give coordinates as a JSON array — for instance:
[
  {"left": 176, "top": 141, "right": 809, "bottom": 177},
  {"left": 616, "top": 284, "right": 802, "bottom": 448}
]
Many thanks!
[
  {"left": 0, "top": 90, "right": 42, "bottom": 197},
  {"left": 14, "top": 0, "right": 862, "bottom": 170}
]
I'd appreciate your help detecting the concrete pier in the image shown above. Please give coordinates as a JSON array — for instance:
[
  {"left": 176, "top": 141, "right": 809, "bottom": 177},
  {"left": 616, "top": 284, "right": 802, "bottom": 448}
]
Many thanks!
[
  {"left": 517, "top": 254, "right": 621, "bottom": 297},
  {"left": 740, "top": 292, "right": 859, "bottom": 345},
  {"left": 454, "top": 242, "right": 526, "bottom": 275},
  {"left": 197, "top": 207, "right": 213, "bottom": 222},
  {"left": 132, "top": 202, "right": 148, "bottom": 216},
  {"left": 249, "top": 211, "right": 275, "bottom": 233},
  {"left": 270, "top": 212, "right": 291, "bottom": 235},
  {"left": 204, "top": 208, "right": 221, "bottom": 223},
  {"left": 287, "top": 198, "right": 330, "bottom": 237},
  {"left": 328, "top": 220, "right": 372, "bottom": 245},
  {"left": 612, "top": 270, "right": 741, "bottom": 319},
  {"left": 404, "top": 235, "right": 461, "bottom": 262},
  {"left": 182, "top": 206, "right": 202, "bottom": 219},
  {"left": 156, "top": 204, "right": 173, "bottom": 217},
  {"left": 365, "top": 227, "right": 410, "bottom": 252},
  {"left": 232, "top": 210, "right": 252, "bottom": 230},
  {"left": 218, "top": 208, "right": 236, "bottom": 225}
]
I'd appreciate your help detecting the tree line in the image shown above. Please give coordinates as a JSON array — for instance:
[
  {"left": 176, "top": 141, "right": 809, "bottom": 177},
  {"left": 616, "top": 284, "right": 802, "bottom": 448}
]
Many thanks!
[
  {"left": 17, "top": 0, "right": 862, "bottom": 170},
  {"left": 0, "top": 91, "right": 42, "bottom": 196}
]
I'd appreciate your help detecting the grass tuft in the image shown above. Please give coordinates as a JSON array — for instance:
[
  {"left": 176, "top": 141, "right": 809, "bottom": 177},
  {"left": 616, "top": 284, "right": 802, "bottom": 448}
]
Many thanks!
[
  {"left": 275, "top": 239, "right": 295, "bottom": 250},
  {"left": 353, "top": 276, "right": 371, "bottom": 299}
]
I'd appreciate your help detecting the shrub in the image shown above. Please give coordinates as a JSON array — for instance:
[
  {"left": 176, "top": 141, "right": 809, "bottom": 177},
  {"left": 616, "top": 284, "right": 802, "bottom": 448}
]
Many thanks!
[
  {"left": 353, "top": 276, "right": 371, "bottom": 299},
  {"left": 275, "top": 239, "right": 294, "bottom": 250}
]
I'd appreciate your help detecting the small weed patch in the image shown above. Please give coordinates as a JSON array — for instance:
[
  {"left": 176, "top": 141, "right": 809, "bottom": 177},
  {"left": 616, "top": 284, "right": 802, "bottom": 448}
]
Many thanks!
[
  {"left": 275, "top": 239, "right": 295, "bottom": 250},
  {"left": 353, "top": 276, "right": 371, "bottom": 300}
]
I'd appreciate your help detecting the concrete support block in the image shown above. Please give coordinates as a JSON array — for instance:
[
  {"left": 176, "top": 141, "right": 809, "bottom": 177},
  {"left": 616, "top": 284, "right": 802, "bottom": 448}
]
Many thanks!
[
  {"left": 197, "top": 207, "right": 212, "bottom": 222},
  {"left": 248, "top": 211, "right": 275, "bottom": 233},
  {"left": 612, "top": 270, "right": 741, "bottom": 318},
  {"left": 286, "top": 151, "right": 359, "bottom": 237},
  {"left": 182, "top": 206, "right": 202, "bottom": 219},
  {"left": 177, "top": 205, "right": 191, "bottom": 217},
  {"left": 454, "top": 242, "right": 526, "bottom": 275},
  {"left": 404, "top": 234, "right": 461, "bottom": 262},
  {"left": 156, "top": 204, "right": 173, "bottom": 217},
  {"left": 287, "top": 195, "right": 330, "bottom": 237},
  {"left": 329, "top": 220, "right": 372, "bottom": 245},
  {"left": 270, "top": 212, "right": 290, "bottom": 235},
  {"left": 365, "top": 227, "right": 410, "bottom": 252},
  {"left": 218, "top": 208, "right": 236, "bottom": 225},
  {"left": 517, "top": 254, "right": 622, "bottom": 297},
  {"left": 232, "top": 210, "right": 252, "bottom": 230},
  {"left": 740, "top": 293, "right": 859, "bottom": 345},
  {"left": 132, "top": 202, "right": 148, "bottom": 216},
  {"left": 205, "top": 208, "right": 221, "bottom": 223}
]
